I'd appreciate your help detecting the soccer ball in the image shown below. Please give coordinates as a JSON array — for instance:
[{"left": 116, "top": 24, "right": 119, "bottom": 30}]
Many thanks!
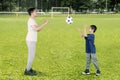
[{"left": 66, "top": 16, "right": 73, "bottom": 24}]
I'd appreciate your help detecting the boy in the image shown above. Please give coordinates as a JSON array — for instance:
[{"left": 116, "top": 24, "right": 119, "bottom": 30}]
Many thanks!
[
  {"left": 25, "top": 8, "right": 49, "bottom": 76},
  {"left": 78, "top": 24, "right": 100, "bottom": 76}
]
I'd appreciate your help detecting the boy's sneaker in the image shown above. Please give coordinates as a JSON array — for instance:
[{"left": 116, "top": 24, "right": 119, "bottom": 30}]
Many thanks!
[
  {"left": 24, "top": 69, "right": 37, "bottom": 76},
  {"left": 82, "top": 69, "right": 90, "bottom": 75},
  {"left": 96, "top": 70, "right": 100, "bottom": 76}
]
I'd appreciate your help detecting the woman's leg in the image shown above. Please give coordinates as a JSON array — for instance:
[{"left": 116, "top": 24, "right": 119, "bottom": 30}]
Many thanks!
[{"left": 26, "top": 41, "right": 36, "bottom": 71}]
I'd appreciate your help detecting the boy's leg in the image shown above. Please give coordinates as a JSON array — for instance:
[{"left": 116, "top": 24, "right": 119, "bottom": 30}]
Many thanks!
[
  {"left": 91, "top": 54, "right": 100, "bottom": 70},
  {"left": 86, "top": 53, "right": 91, "bottom": 69},
  {"left": 26, "top": 41, "right": 36, "bottom": 71},
  {"left": 82, "top": 53, "right": 91, "bottom": 74}
]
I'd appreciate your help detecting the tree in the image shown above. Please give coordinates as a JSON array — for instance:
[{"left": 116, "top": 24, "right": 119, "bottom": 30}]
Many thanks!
[
  {"left": 0, "top": 0, "right": 120, "bottom": 12},
  {"left": 0, "top": 0, "right": 17, "bottom": 11},
  {"left": 110, "top": 0, "right": 119, "bottom": 11}
]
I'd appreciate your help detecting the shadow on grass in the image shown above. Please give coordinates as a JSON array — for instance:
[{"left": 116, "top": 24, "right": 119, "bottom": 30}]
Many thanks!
[
  {"left": 37, "top": 71, "right": 47, "bottom": 77},
  {"left": 79, "top": 72, "right": 96, "bottom": 76},
  {"left": 23, "top": 71, "right": 47, "bottom": 77},
  {"left": 88, "top": 73, "right": 96, "bottom": 75}
]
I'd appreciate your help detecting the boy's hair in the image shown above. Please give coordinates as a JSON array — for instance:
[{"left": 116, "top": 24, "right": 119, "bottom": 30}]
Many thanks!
[
  {"left": 27, "top": 7, "right": 36, "bottom": 16},
  {"left": 90, "top": 25, "right": 97, "bottom": 33}
]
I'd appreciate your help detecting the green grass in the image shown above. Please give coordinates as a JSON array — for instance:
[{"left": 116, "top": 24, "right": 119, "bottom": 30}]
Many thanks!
[{"left": 0, "top": 14, "right": 120, "bottom": 80}]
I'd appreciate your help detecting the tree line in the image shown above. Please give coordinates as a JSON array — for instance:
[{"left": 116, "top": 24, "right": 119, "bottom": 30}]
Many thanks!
[{"left": 0, "top": 0, "right": 120, "bottom": 13}]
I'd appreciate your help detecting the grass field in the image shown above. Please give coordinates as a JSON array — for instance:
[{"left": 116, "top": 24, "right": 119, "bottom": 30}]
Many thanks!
[{"left": 0, "top": 14, "right": 120, "bottom": 80}]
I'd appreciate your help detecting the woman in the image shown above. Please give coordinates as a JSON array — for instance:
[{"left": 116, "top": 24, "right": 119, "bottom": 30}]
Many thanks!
[{"left": 25, "top": 7, "right": 48, "bottom": 76}]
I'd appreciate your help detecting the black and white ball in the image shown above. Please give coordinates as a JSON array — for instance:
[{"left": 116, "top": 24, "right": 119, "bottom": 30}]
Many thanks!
[{"left": 66, "top": 16, "right": 73, "bottom": 24}]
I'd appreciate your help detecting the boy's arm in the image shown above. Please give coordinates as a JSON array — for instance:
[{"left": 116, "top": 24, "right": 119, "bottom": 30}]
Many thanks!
[
  {"left": 84, "top": 24, "right": 87, "bottom": 37},
  {"left": 78, "top": 28, "right": 83, "bottom": 37},
  {"left": 32, "top": 20, "right": 49, "bottom": 32}
]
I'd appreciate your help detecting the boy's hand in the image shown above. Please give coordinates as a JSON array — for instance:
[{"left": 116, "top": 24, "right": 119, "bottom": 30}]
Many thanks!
[
  {"left": 84, "top": 24, "right": 87, "bottom": 37},
  {"left": 84, "top": 24, "right": 87, "bottom": 28},
  {"left": 77, "top": 28, "right": 83, "bottom": 37},
  {"left": 78, "top": 28, "right": 82, "bottom": 34}
]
